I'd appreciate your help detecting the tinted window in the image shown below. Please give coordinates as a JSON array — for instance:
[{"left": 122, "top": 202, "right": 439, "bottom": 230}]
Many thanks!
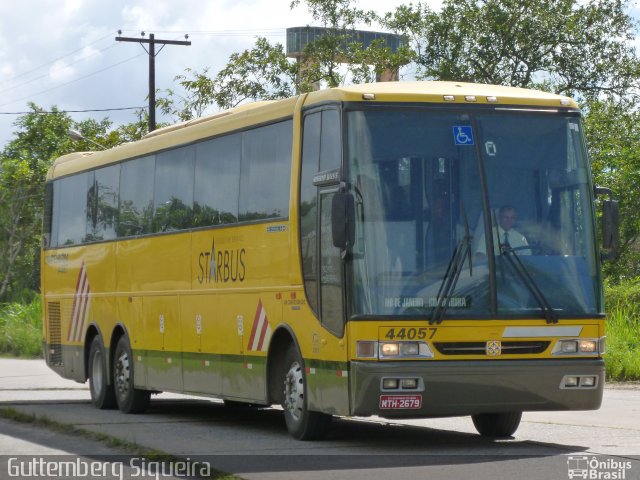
[
  {"left": 194, "top": 134, "right": 241, "bottom": 227},
  {"left": 239, "top": 120, "right": 292, "bottom": 221},
  {"left": 320, "top": 191, "right": 344, "bottom": 335},
  {"left": 53, "top": 173, "right": 91, "bottom": 246},
  {"left": 119, "top": 155, "right": 155, "bottom": 237},
  {"left": 300, "top": 112, "right": 321, "bottom": 313},
  {"left": 154, "top": 146, "right": 195, "bottom": 232},
  {"left": 87, "top": 164, "right": 120, "bottom": 242},
  {"left": 43, "top": 183, "right": 53, "bottom": 248},
  {"left": 320, "top": 109, "right": 341, "bottom": 171}
]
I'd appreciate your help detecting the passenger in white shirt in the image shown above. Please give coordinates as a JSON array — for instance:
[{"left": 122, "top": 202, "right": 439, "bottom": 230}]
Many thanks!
[{"left": 476, "top": 205, "right": 530, "bottom": 256}]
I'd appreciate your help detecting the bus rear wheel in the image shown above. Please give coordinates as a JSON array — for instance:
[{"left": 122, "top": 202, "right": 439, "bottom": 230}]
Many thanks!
[
  {"left": 471, "top": 411, "right": 522, "bottom": 438},
  {"left": 88, "top": 336, "right": 116, "bottom": 409},
  {"left": 282, "top": 345, "right": 331, "bottom": 440},
  {"left": 113, "top": 335, "right": 150, "bottom": 414}
]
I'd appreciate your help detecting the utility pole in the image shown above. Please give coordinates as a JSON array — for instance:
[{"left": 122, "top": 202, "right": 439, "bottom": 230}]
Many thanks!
[{"left": 116, "top": 31, "right": 191, "bottom": 132}]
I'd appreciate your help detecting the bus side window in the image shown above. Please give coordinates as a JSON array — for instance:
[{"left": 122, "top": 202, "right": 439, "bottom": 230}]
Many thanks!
[{"left": 118, "top": 155, "right": 155, "bottom": 237}]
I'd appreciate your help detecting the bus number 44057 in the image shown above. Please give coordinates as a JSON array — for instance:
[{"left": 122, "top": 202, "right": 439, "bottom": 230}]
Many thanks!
[{"left": 384, "top": 327, "right": 437, "bottom": 340}]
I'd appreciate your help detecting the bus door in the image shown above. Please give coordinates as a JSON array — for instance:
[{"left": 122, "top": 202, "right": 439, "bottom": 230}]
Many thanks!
[{"left": 299, "top": 106, "right": 349, "bottom": 415}]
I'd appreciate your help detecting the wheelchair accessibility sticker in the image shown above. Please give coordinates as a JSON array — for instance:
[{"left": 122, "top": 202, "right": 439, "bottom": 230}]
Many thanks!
[{"left": 453, "top": 126, "right": 474, "bottom": 146}]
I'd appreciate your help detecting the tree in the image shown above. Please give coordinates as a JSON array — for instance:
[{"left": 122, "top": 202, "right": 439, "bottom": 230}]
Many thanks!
[
  {"left": 383, "top": 0, "right": 640, "bottom": 100},
  {"left": 159, "top": 38, "right": 297, "bottom": 120},
  {"left": 157, "top": 0, "right": 411, "bottom": 119},
  {"left": 0, "top": 105, "right": 71, "bottom": 298},
  {"left": 0, "top": 104, "right": 117, "bottom": 300},
  {"left": 584, "top": 97, "right": 640, "bottom": 281}
]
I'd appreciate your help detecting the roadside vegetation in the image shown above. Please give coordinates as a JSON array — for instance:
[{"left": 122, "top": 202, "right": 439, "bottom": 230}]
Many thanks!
[
  {"left": 0, "top": 294, "right": 42, "bottom": 358},
  {"left": 603, "top": 280, "right": 640, "bottom": 381}
]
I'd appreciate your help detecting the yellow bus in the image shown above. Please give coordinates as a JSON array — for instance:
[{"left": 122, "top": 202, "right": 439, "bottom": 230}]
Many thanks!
[{"left": 42, "top": 81, "right": 617, "bottom": 440}]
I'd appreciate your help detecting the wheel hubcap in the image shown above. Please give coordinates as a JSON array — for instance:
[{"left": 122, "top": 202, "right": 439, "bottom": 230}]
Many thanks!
[
  {"left": 283, "top": 361, "right": 304, "bottom": 421},
  {"left": 114, "top": 351, "right": 131, "bottom": 399}
]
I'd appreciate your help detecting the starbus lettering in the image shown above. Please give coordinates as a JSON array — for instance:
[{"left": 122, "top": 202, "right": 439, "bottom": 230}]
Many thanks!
[{"left": 198, "top": 238, "right": 246, "bottom": 284}]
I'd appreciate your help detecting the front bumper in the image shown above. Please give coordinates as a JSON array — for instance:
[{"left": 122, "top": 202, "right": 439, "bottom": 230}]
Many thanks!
[{"left": 350, "top": 359, "right": 604, "bottom": 417}]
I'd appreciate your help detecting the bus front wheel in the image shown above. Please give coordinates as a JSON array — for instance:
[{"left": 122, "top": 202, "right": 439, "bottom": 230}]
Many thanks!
[
  {"left": 471, "top": 411, "right": 522, "bottom": 438},
  {"left": 113, "top": 335, "right": 150, "bottom": 414},
  {"left": 282, "top": 345, "right": 331, "bottom": 440},
  {"left": 88, "top": 336, "right": 116, "bottom": 409}
]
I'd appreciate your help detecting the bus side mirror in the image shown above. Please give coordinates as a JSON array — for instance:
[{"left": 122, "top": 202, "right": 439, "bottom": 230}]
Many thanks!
[
  {"left": 595, "top": 187, "right": 619, "bottom": 261},
  {"left": 601, "top": 199, "right": 619, "bottom": 260},
  {"left": 331, "top": 192, "right": 355, "bottom": 250}
]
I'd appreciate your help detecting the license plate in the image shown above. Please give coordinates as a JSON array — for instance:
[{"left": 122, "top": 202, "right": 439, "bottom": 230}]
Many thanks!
[{"left": 379, "top": 395, "right": 422, "bottom": 410}]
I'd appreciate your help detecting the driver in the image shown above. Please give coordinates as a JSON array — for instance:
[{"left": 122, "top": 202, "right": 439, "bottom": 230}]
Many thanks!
[{"left": 476, "top": 205, "right": 530, "bottom": 256}]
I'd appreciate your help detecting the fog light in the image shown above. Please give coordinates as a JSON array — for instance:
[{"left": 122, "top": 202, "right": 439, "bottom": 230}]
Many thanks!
[
  {"left": 578, "top": 340, "right": 597, "bottom": 353},
  {"left": 382, "top": 378, "right": 399, "bottom": 389},
  {"left": 400, "top": 378, "right": 418, "bottom": 389},
  {"left": 400, "top": 343, "right": 420, "bottom": 356},
  {"left": 564, "top": 376, "right": 579, "bottom": 387},
  {"left": 357, "top": 341, "right": 377, "bottom": 358},
  {"left": 580, "top": 376, "right": 597, "bottom": 387},
  {"left": 380, "top": 343, "right": 399, "bottom": 356},
  {"left": 560, "top": 341, "right": 578, "bottom": 353}
]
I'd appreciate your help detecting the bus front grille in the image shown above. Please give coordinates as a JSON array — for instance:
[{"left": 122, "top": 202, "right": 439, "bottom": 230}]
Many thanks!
[
  {"left": 433, "top": 341, "right": 551, "bottom": 356},
  {"left": 47, "top": 302, "right": 63, "bottom": 366}
]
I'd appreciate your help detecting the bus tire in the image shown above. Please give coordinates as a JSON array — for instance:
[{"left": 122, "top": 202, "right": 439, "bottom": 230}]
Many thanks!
[
  {"left": 88, "top": 336, "right": 117, "bottom": 409},
  {"left": 282, "top": 344, "right": 331, "bottom": 440},
  {"left": 113, "top": 335, "right": 150, "bottom": 414},
  {"left": 471, "top": 411, "right": 522, "bottom": 438}
]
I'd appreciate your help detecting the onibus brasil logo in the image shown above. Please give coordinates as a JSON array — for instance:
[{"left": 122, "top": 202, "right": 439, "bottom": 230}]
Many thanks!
[{"left": 567, "top": 456, "right": 632, "bottom": 479}]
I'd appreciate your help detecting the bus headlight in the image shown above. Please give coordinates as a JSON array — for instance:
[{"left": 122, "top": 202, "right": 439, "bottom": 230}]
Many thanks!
[
  {"left": 552, "top": 338, "right": 600, "bottom": 356},
  {"left": 578, "top": 340, "right": 597, "bottom": 353},
  {"left": 380, "top": 343, "right": 399, "bottom": 356},
  {"left": 380, "top": 341, "right": 434, "bottom": 359},
  {"left": 357, "top": 341, "right": 434, "bottom": 359}
]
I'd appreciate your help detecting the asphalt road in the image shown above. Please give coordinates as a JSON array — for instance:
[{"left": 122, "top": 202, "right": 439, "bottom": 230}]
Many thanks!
[{"left": 0, "top": 359, "right": 638, "bottom": 480}]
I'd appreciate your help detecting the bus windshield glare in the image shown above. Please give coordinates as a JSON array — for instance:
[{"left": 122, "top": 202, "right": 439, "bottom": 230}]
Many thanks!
[{"left": 346, "top": 107, "right": 601, "bottom": 319}]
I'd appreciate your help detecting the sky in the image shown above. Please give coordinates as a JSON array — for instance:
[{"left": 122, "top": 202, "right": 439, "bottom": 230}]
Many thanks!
[{"left": 0, "top": 0, "right": 438, "bottom": 148}]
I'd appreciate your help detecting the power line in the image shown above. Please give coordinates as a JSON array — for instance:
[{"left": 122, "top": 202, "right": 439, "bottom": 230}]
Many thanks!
[
  {"left": 0, "top": 106, "right": 146, "bottom": 115},
  {"left": 116, "top": 28, "right": 287, "bottom": 37},
  {"left": 0, "top": 53, "right": 146, "bottom": 108},
  {"left": 2, "top": 32, "right": 115, "bottom": 84},
  {"left": 0, "top": 43, "right": 122, "bottom": 97}
]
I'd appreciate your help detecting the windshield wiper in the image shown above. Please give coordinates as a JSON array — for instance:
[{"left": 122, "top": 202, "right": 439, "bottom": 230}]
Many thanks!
[
  {"left": 499, "top": 241, "right": 559, "bottom": 324},
  {"left": 430, "top": 204, "right": 473, "bottom": 325}
]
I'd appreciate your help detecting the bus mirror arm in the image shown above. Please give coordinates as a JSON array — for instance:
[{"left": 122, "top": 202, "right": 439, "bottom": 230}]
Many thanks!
[
  {"left": 595, "top": 186, "right": 619, "bottom": 261},
  {"left": 331, "top": 192, "right": 356, "bottom": 251}
]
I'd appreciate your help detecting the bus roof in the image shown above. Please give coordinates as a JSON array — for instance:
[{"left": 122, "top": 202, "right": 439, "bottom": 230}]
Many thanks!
[
  {"left": 48, "top": 81, "right": 578, "bottom": 181},
  {"left": 304, "top": 81, "right": 577, "bottom": 108}
]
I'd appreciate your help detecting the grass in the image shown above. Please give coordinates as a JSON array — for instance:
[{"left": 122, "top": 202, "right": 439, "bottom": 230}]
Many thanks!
[
  {"left": 1, "top": 286, "right": 639, "bottom": 380},
  {"left": 0, "top": 296, "right": 43, "bottom": 358},
  {"left": 604, "top": 280, "right": 640, "bottom": 381}
]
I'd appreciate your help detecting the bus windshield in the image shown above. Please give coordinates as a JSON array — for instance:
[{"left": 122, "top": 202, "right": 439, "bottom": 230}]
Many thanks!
[{"left": 346, "top": 107, "right": 601, "bottom": 319}]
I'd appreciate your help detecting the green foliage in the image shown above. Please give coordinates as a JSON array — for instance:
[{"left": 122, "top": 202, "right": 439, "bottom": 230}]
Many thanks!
[
  {"left": 159, "top": 38, "right": 297, "bottom": 120},
  {"left": 0, "top": 104, "right": 145, "bottom": 302},
  {"left": 584, "top": 97, "right": 640, "bottom": 281},
  {"left": 157, "top": 0, "right": 410, "bottom": 117},
  {"left": 0, "top": 297, "right": 42, "bottom": 357},
  {"left": 382, "top": 0, "right": 640, "bottom": 100},
  {"left": 604, "top": 280, "right": 640, "bottom": 380}
]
